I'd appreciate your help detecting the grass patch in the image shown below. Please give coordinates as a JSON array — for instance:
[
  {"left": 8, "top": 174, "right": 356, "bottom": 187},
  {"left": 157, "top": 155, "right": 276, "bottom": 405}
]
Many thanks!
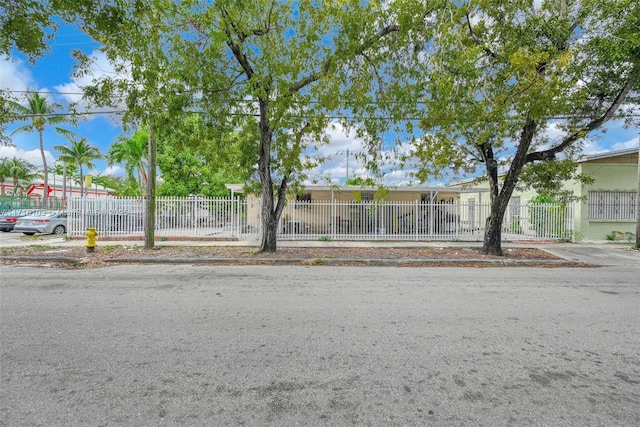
[
  {"left": 27, "top": 244, "right": 52, "bottom": 249},
  {"left": 240, "top": 249, "right": 260, "bottom": 257}
]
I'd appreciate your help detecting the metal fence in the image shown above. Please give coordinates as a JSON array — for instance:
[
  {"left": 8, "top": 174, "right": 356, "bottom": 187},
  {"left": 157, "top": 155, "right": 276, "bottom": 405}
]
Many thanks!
[
  {"left": 0, "top": 195, "right": 66, "bottom": 211},
  {"left": 67, "top": 196, "right": 575, "bottom": 242},
  {"left": 278, "top": 200, "right": 574, "bottom": 241}
]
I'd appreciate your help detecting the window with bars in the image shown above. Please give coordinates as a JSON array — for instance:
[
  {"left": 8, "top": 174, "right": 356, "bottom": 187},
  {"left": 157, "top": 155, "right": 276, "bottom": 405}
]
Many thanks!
[
  {"left": 587, "top": 191, "right": 637, "bottom": 220},
  {"left": 361, "top": 192, "right": 374, "bottom": 202}
]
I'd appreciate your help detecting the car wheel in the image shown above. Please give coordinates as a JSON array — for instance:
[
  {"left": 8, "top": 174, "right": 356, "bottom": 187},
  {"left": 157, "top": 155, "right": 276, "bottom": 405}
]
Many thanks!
[
  {"left": 53, "top": 225, "right": 66, "bottom": 235},
  {"left": 0, "top": 228, "right": 9, "bottom": 232},
  {"left": 23, "top": 232, "right": 35, "bottom": 236}
]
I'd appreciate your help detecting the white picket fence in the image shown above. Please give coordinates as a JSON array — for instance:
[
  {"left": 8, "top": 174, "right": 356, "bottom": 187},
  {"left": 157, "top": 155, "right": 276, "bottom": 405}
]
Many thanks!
[{"left": 67, "top": 196, "right": 575, "bottom": 242}]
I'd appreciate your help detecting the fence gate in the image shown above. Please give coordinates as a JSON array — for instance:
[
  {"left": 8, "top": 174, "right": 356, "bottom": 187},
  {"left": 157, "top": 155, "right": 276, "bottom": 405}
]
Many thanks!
[{"left": 67, "top": 196, "right": 250, "bottom": 240}]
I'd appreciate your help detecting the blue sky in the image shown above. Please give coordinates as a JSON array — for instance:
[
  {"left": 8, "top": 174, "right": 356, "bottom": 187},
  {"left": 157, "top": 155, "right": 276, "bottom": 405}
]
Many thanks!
[{"left": 1, "top": 21, "right": 639, "bottom": 188}]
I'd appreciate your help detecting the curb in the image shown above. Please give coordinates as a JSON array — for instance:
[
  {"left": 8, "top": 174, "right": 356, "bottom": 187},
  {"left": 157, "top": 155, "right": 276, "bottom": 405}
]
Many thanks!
[{"left": 1, "top": 256, "right": 587, "bottom": 267}]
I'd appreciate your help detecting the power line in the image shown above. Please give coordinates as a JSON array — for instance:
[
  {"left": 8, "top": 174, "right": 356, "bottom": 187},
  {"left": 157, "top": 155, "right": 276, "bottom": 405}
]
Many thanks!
[{"left": 6, "top": 109, "right": 639, "bottom": 122}]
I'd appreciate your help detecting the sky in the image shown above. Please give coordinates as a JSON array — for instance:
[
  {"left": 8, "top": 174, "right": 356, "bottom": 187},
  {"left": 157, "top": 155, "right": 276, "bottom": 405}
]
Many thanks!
[{"left": 1, "top": 21, "right": 639, "bottom": 189}]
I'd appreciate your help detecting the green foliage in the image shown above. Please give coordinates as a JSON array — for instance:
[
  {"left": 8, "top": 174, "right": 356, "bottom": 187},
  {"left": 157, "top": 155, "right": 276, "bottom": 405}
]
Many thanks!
[
  {"left": 8, "top": 92, "right": 78, "bottom": 208},
  {"left": 344, "top": 177, "right": 377, "bottom": 186},
  {"left": 107, "top": 129, "right": 148, "bottom": 195},
  {"left": 54, "top": 136, "right": 101, "bottom": 196},
  {"left": 0, "top": 157, "right": 38, "bottom": 192},
  {"left": 156, "top": 115, "right": 249, "bottom": 197},
  {"left": 529, "top": 194, "right": 558, "bottom": 205},
  {"left": 0, "top": 0, "right": 57, "bottom": 61},
  {"left": 363, "top": 0, "right": 640, "bottom": 254}
]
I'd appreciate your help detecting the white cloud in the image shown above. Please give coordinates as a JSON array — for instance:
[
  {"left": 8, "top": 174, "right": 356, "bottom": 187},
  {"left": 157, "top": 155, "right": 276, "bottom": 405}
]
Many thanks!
[
  {"left": 303, "top": 122, "right": 425, "bottom": 185},
  {"left": 0, "top": 145, "right": 54, "bottom": 168},
  {"left": 54, "top": 49, "right": 128, "bottom": 117},
  {"left": 0, "top": 58, "right": 34, "bottom": 93},
  {"left": 103, "top": 164, "right": 126, "bottom": 177},
  {"left": 308, "top": 122, "right": 367, "bottom": 182},
  {"left": 612, "top": 137, "right": 639, "bottom": 151}
]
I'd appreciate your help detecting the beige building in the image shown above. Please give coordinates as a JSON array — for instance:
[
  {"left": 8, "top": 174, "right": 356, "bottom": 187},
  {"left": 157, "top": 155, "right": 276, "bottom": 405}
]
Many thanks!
[{"left": 226, "top": 184, "right": 487, "bottom": 237}]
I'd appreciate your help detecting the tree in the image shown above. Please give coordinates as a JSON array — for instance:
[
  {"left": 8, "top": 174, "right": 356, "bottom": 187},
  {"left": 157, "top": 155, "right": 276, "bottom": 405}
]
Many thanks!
[
  {"left": 397, "top": 0, "right": 639, "bottom": 255},
  {"left": 66, "top": 0, "right": 415, "bottom": 252},
  {"left": 344, "top": 177, "right": 377, "bottom": 187},
  {"left": 68, "top": 2, "right": 192, "bottom": 249},
  {"left": 167, "top": 1, "right": 417, "bottom": 252},
  {"left": 0, "top": 0, "right": 58, "bottom": 61},
  {"left": 157, "top": 115, "right": 251, "bottom": 197},
  {"left": 0, "top": 157, "right": 9, "bottom": 188},
  {"left": 54, "top": 136, "right": 101, "bottom": 196},
  {"left": 0, "top": 157, "right": 38, "bottom": 194},
  {"left": 8, "top": 92, "right": 77, "bottom": 208},
  {"left": 107, "top": 129, "right": 148, "bottom": 196}
]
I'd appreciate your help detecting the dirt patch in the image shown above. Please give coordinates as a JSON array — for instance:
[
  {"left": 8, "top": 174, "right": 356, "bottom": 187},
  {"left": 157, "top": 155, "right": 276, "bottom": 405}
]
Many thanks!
[{"left": 0, "top": 243, "right": 584, "bottom": 269}]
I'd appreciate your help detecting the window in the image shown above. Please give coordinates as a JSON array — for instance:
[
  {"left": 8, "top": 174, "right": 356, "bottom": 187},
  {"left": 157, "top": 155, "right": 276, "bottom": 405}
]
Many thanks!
[
  {"left": 296, "top": 193, "right": 311, "bottom": 202},
  {"left": 588, "top": 191, "right": 636, "bottom": 220},
  {"left": 361, "top": 192, "right": 374, "bottom": 202}
]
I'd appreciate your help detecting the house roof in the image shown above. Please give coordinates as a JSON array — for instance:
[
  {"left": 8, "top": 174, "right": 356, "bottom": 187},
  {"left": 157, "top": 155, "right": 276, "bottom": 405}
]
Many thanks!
[
  {"left": 447, "top": 147, "right": 639, "bottom": 188},
  {"left": 577, "top": 147, "right": 639, "bottom": 163},
  {"left": 225, "top": 183, "right": 488, "bottom": 194}
]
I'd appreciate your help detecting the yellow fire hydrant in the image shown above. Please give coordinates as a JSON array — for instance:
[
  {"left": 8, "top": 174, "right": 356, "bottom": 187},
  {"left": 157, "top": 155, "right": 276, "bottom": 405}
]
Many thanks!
[{"left": 85, "top": 227, "right": 98, "bottom": 253}]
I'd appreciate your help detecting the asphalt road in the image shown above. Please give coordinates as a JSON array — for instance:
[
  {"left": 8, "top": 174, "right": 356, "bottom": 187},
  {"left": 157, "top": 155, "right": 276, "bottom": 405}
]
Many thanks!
[{"left": 1, "top": 265, "right": 639, "bottom": 426}]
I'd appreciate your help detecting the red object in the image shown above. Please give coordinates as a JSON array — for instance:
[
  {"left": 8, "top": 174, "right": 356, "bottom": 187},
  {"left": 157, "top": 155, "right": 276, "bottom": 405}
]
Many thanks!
[{"left": 26, "top": 184, "right": 53, "bottom": 196}]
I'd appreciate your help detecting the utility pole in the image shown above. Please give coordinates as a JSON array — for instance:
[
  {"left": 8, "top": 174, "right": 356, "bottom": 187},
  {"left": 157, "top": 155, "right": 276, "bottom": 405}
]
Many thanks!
[
  {"left": 336, "top": 149, "right": 360, "bottom": 183},
  {"left": 636, "top": 133, "right": 639, "bottom": 248}
]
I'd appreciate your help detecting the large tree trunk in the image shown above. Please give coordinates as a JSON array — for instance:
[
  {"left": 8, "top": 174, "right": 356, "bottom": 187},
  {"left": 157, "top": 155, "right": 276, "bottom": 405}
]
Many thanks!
[
  {"left": 257, "top": 95, "right": 287, "bottom": 253},
  {"left": 260, "top": 187, "right": 278, "bottom": 252},
  {"left": 481, "top": 119, "right": 537, "bottom": 255},
  {"left": 482, "top": 197, "right": 511, "bottom": 256}
]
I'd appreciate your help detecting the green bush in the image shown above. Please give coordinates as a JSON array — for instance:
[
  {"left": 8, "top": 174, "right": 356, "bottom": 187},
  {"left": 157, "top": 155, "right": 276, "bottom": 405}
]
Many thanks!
[{"left": 528, "top": 195, "right": 569, "bottom": 239}]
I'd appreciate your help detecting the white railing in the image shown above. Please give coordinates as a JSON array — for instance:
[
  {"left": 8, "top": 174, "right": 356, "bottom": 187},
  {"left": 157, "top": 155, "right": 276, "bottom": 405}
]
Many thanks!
[
  {"left": 67, "top": 197, "right": 575, "bottom": 242},
  {"left": 67, "top": 196, "right": 255, "bottom": 239},
  {"left": 278, "top": 200, "right": 574, "bottom": 241}
]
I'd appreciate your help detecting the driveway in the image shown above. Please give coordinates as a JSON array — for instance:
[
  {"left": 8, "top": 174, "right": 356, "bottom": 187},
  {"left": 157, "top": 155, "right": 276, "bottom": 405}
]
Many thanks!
[{"left": 542, "top": 243, "right": 640, "bottom": 266}]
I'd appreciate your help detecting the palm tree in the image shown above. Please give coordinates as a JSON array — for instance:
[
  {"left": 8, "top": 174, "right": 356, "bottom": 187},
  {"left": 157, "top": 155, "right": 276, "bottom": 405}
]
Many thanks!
[
  {"left": 9, "top": 92, "right": 77, "bottom": 208},
  {"left": 0, "top": 158, "right": 9, "bottom": 190},
  {"left": 107, "top": 129, "right": 148, "bottom": 195},
  {"left": 0, "top": 157, "right": 38, "bottom": 195},
  {"left": 54, "top": 137, "right": 101, "bottom": 196}
]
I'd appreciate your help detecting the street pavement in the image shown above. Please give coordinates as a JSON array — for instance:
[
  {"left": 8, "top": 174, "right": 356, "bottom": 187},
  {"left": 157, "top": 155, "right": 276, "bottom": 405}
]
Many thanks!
[{"left": 1, "top": 264, "right": 639, "bottom": 426}]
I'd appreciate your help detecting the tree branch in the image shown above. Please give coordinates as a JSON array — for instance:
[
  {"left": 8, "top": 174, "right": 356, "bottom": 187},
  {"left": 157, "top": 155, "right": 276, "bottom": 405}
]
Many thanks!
[
  {"left": 287, "top": 24, "right": 399, "bottom": 94},
  {"left": 526, "top": 68, "right": 639, "bottom": 163},
  {"left": 220, "top": 8, "right": 254, "bottom": 79},
  {"left": 466, "top": 12, "right": 497, "bottom": 59}
]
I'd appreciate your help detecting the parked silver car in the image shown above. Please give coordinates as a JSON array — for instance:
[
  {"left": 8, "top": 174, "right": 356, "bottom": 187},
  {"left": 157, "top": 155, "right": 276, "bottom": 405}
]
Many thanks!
[
  {"left": 14, "top": 210, "right": 68, "bottom": 235},
  {"left": 0, "top": 209, "right": 37, "bottom": 232}
]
